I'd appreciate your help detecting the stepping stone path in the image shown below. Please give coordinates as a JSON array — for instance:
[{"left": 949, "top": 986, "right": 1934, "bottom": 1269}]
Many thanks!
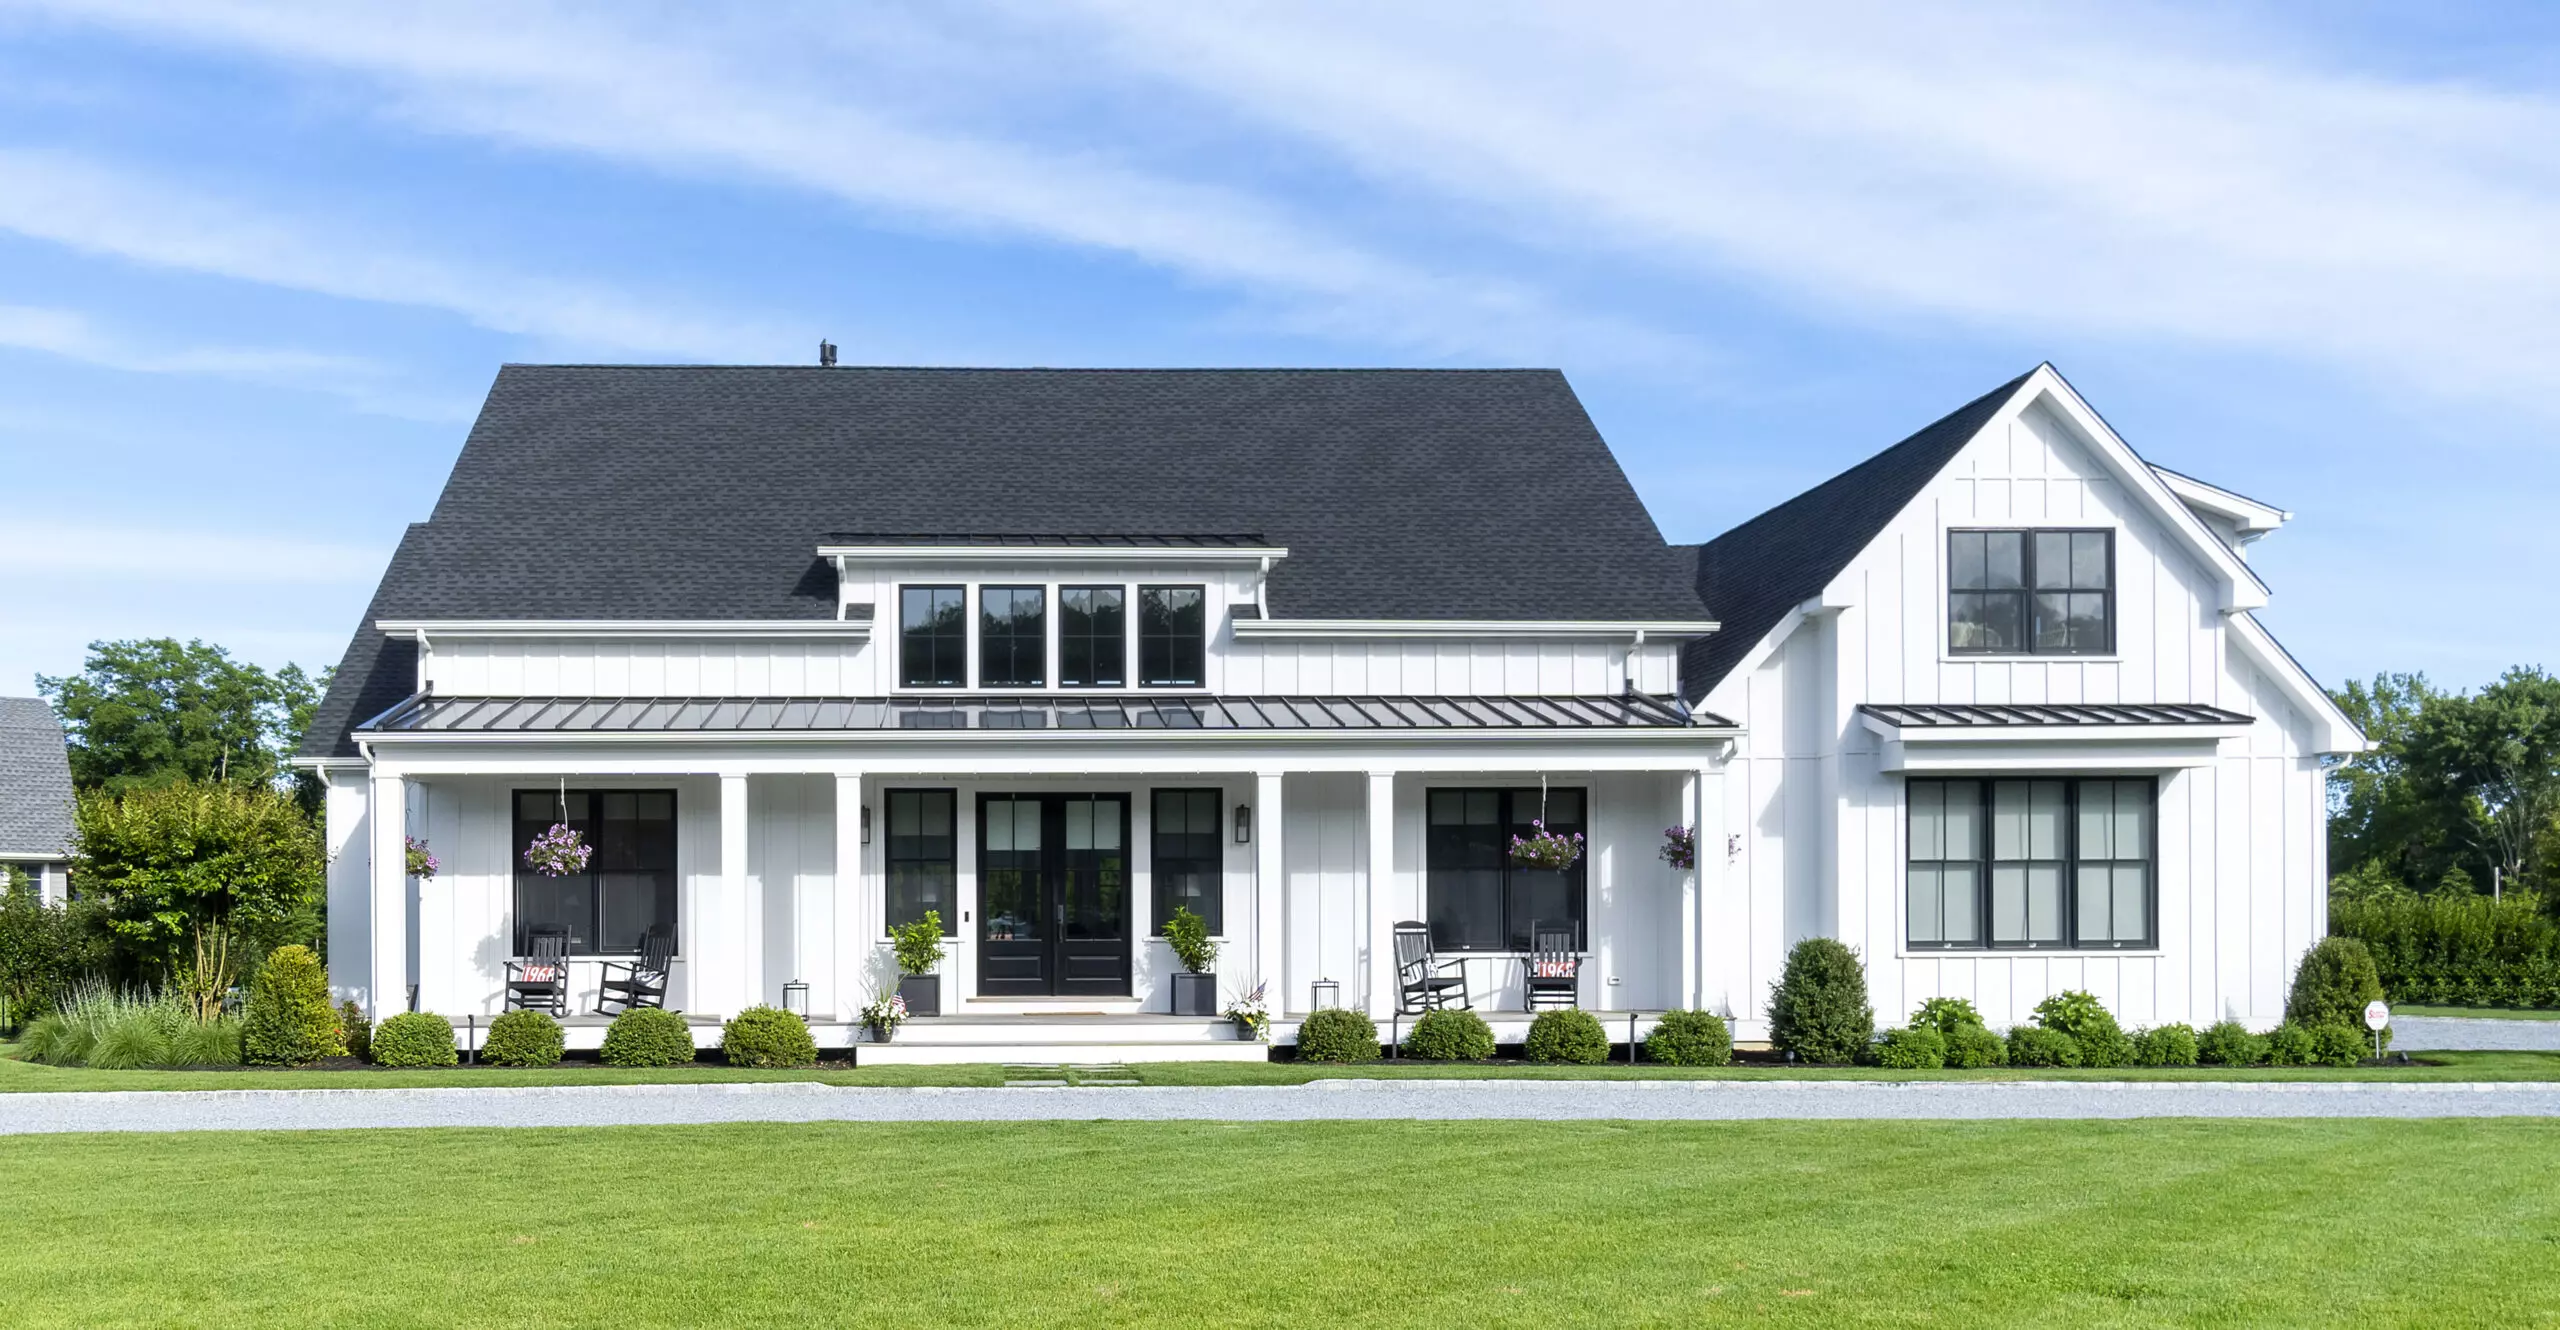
[{"left": 1001, "top": 1063, "right": 1139, "bottom": 1087}]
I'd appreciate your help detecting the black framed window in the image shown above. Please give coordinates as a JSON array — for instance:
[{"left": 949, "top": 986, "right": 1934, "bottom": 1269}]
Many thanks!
[
  {"left": 1150, "top": 788, "right": 1224, "bottom": 934},
  {"left": 512, "top": 789, "right": 677, "bottom": 955},
  {"left": 1949, "top": 529, "right": 2112, "bottom": 655},
  {"left": 1137, "top": 585, "right": 1205, "bottom": 687},
  {"left": 1425, "top": 787, "right": 1586, "bottom": 952},
  {"left": 900, "top": 586, "right": 966, "bottom": 688},
  {"left": 978, "top": 586, "right": 1046, "bottom": 688},
  {"left": 1060, "top": 585, "right": 1126, "bottom": 687},
  {"left": 885, "top": 789, "right": 958, "bottom": 935},
  {"left": 1907, "top": 777, "right": 2154, "bottom": 950}
]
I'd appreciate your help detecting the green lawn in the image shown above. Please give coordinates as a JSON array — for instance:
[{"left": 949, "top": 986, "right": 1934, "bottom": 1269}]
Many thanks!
[
  {"left": 2401, "top": 1004, "right": 2560, "bottom": 1021},
  {"left": 0, "top": 1119, "right": 2553, "bottom": 1327},
  {"left": 7, "top": 1045, "right": 2560, "bottom": 1091}
]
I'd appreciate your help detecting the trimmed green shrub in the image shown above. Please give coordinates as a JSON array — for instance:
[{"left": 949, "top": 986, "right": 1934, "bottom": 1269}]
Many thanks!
[
  {"left": 2329, "top": 892, "right": 2560, "bottom": 1009},
  {"left": 372, "top": 1011, "right": 458, "bottom": 1068},
  {"left": 2263, "top": 1021, "right": 2318, "bottom": 1067},
  {"left": 1943, "top": 1023, "right": 2008, "bottom": 1069},
  {"left": 338, "top": 1000, "right": 372, "bottom": 1063},
  {"left": 2287, "top": 937, "right": 2391, "bottom": 1051},
  {"left": 721, "top": 1005, "right": 818, "bottom": 1068},
  {"left": 1910, "top": 997, "right": 1986, "bottom": 1035},
  {"left": 2131, "top": 1023, "right": 2200, "bottom": 1068},
  {"left": 482, "top": 1009, "right": 564, "bottom": 1068},
  {"left": 2196, "top": 1020, "right": 2266, "bottom": 1067},
  {"left": 2031, "top": 990, "right": 2132, "bottom": 1069},
  {"left": 1643, "top": 1010, "right": 1732, "bottom": 1066},
  {"left": 1160, "top": 904, "right": 1217, "bottom": 974},
  {"left": 1767, "top": 938, "right": 1873, "bottom": 1063},
  {"left": 2312, "top": 1023, "right": 2369, "bottom": 1068},
  {"left": 1523, "top": 1009, "right": 1609, "bottom": 1064},
  {"left": 1294, "top": 1008, "right": 1379, "bottom": 1063},
  {"left": 1872, "top": 1025, "right": 1946, "bottom": 1070},
  {"left": 1402, "top": 1008, "right": 1496, "bottom": 1061},
  {"left": 242, "top": 945, "right": 344, "bottom": 1066},
  {"left": 600, "top": 1007, "right": 696, "bottom": 1067},
  {"left": 2007, "top": 1025, "right": 2082, "bottom": 1068}
]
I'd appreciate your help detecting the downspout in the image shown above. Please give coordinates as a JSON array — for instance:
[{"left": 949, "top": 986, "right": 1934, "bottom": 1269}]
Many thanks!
[
  {"left": 1256, "top": 556, "right": 1272, "bottom": 616},
  {"left": 1626, "top": 628, "right": 1646, "bottom": 697}
]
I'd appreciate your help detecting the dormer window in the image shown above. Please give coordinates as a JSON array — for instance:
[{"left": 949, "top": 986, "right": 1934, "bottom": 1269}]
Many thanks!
[
  {"left": 900, "top": 586, "right": 966, "bottom": 688},
  {"left": 1138, "top": 585, "right": 1205, "bottom": 687},
  {"left": 978, "top": 586, "right": 1046, "bottom": 688},
  {"left": 1949, "top": 529, "right": 2113, "bottom": 656}
]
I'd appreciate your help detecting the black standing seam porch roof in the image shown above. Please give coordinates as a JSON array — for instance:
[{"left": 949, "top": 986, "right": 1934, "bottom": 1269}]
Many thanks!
[
  {"left": 359, "top": 693, "right": 1727, "bottom": 736},
  {"left": 1856, "top": 702, "right": 2253, "bottom": 728}
]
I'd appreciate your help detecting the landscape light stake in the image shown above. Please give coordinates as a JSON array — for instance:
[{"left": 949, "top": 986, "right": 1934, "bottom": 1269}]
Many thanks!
[
  {"left": 1628, "top": 1012, "right": 1638, "bottom": 1064},
  {"left": 466, "top": 1015, "right": 476, "bottom": 1066}
]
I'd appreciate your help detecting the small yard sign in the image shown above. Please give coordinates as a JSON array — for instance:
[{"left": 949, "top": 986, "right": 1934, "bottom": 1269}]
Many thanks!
[{"left": 2364, "top": 1000, "right": 2390, "bottom": 1031}]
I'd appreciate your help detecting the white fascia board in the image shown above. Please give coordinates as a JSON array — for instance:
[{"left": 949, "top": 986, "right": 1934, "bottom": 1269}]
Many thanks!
[
  {"left": 1878, "top": 738, "right": 2229, "bottom": 773},
  {"left": 0, "top": 849, "right": 71, "bottom": 861},
  {"left": 2151, "top": 466, "right": 2290, "bottom": 534},
  {"left": 1233, "top": 619, "right": 1718, "bottom": 640},
  {"left": 2224, "top": 611, "right": 2369, "bottom": 755},
  {"left": 817, "top": 544, "right": 1289, "bottom": 563},
  {"left": 2022, "top": 368, "right": 2271, "bottom": 609},
  {"left": 374, "top": 619, "right": 871, "bottom": 640},
  {"left": 290, "top": 756, "right": 370, "bottom": 771}
]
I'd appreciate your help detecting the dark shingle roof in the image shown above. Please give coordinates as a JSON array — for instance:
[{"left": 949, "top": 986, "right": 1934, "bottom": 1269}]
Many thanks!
[
  {"left": 1681, "top": 369, "right": 2037, "bottom": 701},
  {"left": 0, "top": 698, "right": 74, "bottom": 858},
  {"left": 304, "top": 367, "right": 1707, "bottom": 758}
]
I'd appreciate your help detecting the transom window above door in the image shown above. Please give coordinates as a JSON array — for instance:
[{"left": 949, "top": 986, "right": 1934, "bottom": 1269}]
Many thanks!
[{"left": 1948, "top": 529, "right": 2114, "bottom": 656}]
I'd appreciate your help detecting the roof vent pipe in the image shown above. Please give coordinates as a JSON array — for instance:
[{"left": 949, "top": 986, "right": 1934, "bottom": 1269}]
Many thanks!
[{"left": 818, "top": 340, "right": 838, "bottom": 367}]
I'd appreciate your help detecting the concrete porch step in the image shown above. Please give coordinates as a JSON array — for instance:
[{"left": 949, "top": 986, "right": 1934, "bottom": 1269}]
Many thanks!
[{"left": 860, "top": 1040, "right": 1271, "bottom": 1065}]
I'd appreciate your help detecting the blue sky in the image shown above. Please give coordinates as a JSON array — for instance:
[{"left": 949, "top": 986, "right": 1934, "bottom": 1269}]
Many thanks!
[{"left": 1, "top": 2, "right": 2554, "bottom": 700}]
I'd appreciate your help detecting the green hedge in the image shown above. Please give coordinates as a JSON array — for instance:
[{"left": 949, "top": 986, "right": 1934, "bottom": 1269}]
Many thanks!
[
  {"left": 600, "top": 1007, "right": 695, "bottom": 1067},
  {"left": 372, "top": 1012, "right": 458, "bottom": 1068},
  {"left": 721, "top": 1006, "right": 818, "bottom": 1068},
  {"left": 482, "top": 1009, "right": 564, "bottom": 1067},
  {"left": 1295, "top": 1008, "right": 1379, "bottom": 1063},
  {"left": 1402, "top": 1008, "right": 1496, "bottom": 1061},
  {"left": 1643, "top": 1010, "right": 1732, "bottom": 1066},
  {"left": 1523, "top": 1009, "right": 1609, "bottom": 1064},
  {"left": 2330, "top": 893, "right": 2560, "bottom": 1008}
]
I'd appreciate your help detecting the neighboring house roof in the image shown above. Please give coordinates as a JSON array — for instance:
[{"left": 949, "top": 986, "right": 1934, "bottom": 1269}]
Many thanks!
[
  {"left": 361, "top": 692, "right": 1728, "bottom": 736},
  {"left": 305, "top": 366, "right": 1709, "bottom": 759},
  {"left": 1681, "top": 369, "right": 2037, "bottom": 698},
  {"left": 0, "top": 697, "right": 75, "bottom": 859}
]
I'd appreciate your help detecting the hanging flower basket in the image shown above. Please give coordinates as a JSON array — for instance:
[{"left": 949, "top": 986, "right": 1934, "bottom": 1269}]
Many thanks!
[
  {"left": 404, "top": 836, "right": 440, "bottom": 880},
  {"left": 523, "top": 822, "right": 592, "bottom": 877},
  {"left": 1658, "top": 825, "right": 1697, "bottom": 872},
  {"left": 1509, "top": 821, "right": 1584, "bottom": 872}
]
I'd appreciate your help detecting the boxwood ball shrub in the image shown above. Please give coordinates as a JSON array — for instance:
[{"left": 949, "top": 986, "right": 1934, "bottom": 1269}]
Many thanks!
[
  {"left": 1403, "top": 1008, "right": 1496, "bottom": 1061},
  {"left": 1294, "top": 1008, "right": 1379, "bottom": 1063},
  {"left": 2132, "top": 1023, "right": 2201, "bottom": 1068},
  {"left": 2196, "top": 1019, "right": 2266, "bottom": 1067},
  {"left": 2007, "top": 1025, "right": 2082, "bottom": 1068},
  {"left": 2312, "top": 1023, "right": 2369, "bottom": 1068},
  {"left": 1643, "top": 1009, "right": 1732, "bottom": 1066},
  {"left": 600, "top": 1007, "right": 696, "bottom": 1067},
  {"left": 2287, "top": 936, "right": 2390, "bottom": 1052},
  {"left": 2264, "top": 1021, "right": 2318, "bottom": 1067},
  {"left": 481, "top": 1009, "right": 564, "bottom": 1068},
  {"left": 242, "top": 945, "right": 344, "bottom": 1066},
  {"left": 1767, "top": 938, "right": 1873, "bottom": 1063},
  {"left": 2031, "top": 990, "right": 2132, "bottom": 1069},
  {"left": 1523, "top": 1008, "right": 1609, "bottom": 1064},
  {"left": 721, "top": 1005, "right": 819, "bottom": 1068},
  {"left": 371, "top": 1011, "right": 459, "bottom": 1068},
  {"left": 1872, "top": 1025, "right": 1946, "bottom": 1070},
  {"left": 1943, "top": 1022, "right": 2008, "bottom": 1069}
]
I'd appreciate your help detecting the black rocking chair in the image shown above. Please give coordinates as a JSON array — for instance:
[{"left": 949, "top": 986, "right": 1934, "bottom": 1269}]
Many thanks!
[
  {"left": 1393, "top": 920, "right": 1472, "bottom": 1014},
  {"left": 1524, "top": 919, "right": 1581, "bottom": 1010},
  {"left": 504, "top": 927, "right": 571, "bottom": 1016},
  {"left": 595, "top": 925, "right": 675, "bottom": 1016}
]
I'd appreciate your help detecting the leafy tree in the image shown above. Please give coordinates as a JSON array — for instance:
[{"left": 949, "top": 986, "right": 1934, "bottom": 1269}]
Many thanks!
[
  {"left": 2404, "top": 668, "right": 2560, "bottom": 897},
  {"left": 2328, "top": 673, "right": 2460, "bottom": 891},
  {"left": 0, "top": 870, "right": 108, "bottom": 1029},
  {"left": 37, "top": 639, "right": 330, "bottom": 799},
  {"left": 72, "top": 781, "right": 323, "bottom": 982}
]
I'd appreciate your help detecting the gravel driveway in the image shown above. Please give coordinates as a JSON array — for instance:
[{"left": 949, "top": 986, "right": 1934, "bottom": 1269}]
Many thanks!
[
  {"left": 2390, "top": 1015, "right": 2560, "bottom": 1051},
  {"left": 4, "top": 1078, "right": 2559, "bottom": 1135}
]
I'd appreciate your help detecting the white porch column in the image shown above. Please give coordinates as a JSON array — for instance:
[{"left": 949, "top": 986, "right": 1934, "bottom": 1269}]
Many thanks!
[
  {"left": 1254, "top": 770, "right": 1284, "bottom": 1009},
  {"left": 1680, "top": 770, "right": 1702, "bottom": 1011},
  {"left": 367, "top": 773, "right": 408, "bottom": 1019},
  {"left": 1696, "top": 761, "right": 1727, "bottom": 1017},
  {"left": 1365, "top": 770, "right": 1396, "bottom": 1020},
  {"left": 833, "top": 772, "right": 866, "bottom": 1019},
  {"left": 718, "top": 772, "right": 751, "bottom": 1017}
]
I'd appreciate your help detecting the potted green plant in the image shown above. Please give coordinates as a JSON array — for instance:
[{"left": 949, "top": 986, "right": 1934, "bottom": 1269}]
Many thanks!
[
  {"left": 1224, "top": 982, "right": 1269, "bottom": 1041},
  {"left": 892, "top": 911, "right": 946, "bottom": 1018},
  {"left": 1162, "top": 904, "right": 1218, "bottom": 1016},
  {"left": 859, "top": 993, "right": 907, "bottom": 1043}
]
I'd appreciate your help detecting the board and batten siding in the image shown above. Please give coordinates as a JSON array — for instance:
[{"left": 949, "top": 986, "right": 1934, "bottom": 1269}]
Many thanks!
[{"left": 1703, "top": 398, "right": 2328, "bottom": 1034}]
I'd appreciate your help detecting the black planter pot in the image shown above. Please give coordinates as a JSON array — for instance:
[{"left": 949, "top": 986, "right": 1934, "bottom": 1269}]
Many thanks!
[
  {"left": 866, "top": 1021, "right": 894, "bottom": 1044},
  {"left": 1171, "top": 971, "right": 1217, "bottom": 1017},
  {"left": 897, "top": 974, "right": 940, "bottom": 1018}
]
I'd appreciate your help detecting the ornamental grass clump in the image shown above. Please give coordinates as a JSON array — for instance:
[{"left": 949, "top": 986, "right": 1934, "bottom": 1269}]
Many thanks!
[
  {"left": 1643, "top": 1010, "right": 1732, "bottom": 1066},
  {"left": 2031, "top": 990, "right": 2132, "bottom": 1069},
  {"left": 1402, "top": 1008, "right": 1496, "bottom": 1061},
  {"left": 2196, "top": 1020, "right": 2266, "bottom": 1067},
  {"left": 243, "top": 945, "right": 344, "bottom": 1066},
  {"left": 2131, "top": 1023, "right": 2201, "bottom": 1068},
  {"left": 1294, "top": 1008, "right": 1379, "bottom": 1063},
  {"left": 1872, "top": 1025, "right": 1947, "bottom": 1070},
  {"left": 721, "top": 1005, "right": 818, "bottom": 1068},
  {"left": 19, "top": 984, "right": 242, "bottom": 1069},
  {"left": 600, "top": 1007, "right": 695, "bottom": 1067},
  {"left": 481, "top": 1009, "right": 564, "bottom": 1067},
  {"left": 1523, "top": 1008, "right": 1609, "bottom": 1064},
  {"left": 1767, "top": 938, "right": 1872, "bottom": 1063},
  {"left": 372, "top": 1012, "right": 458, "bottom": 1068}
]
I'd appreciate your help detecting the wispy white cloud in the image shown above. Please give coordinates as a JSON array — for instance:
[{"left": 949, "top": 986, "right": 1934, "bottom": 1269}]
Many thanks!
[
  {"left": 0, "top": 518, "right": 388, "bottom": 584},
  {"left": 0, "top": 301, "right": 458, "bottom": 415}
]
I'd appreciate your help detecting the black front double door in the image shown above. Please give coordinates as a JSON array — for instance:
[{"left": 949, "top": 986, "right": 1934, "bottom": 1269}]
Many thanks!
[{"left": 977, "top": 794, "right": 1131, "bottom": 996}]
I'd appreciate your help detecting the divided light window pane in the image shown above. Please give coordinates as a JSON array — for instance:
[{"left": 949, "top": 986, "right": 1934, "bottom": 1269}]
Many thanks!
[
  {"left": 1151, "top": 788, "right": 1223, "bottom": 933},
  {"left": 1138, "top": 585, "right": 1205, "bottom": 687},
  {"left": 1425, "top": 787, "right": 1587, "bottom": 952},
  {"left": 1060, "top": 586, "right": 1126, "bottom": 687},
  {"left": 885, "top": 789, "right": 958, "bottom": 935},
  {"left": 1908, "top": 777, "right": 2153, "bottom": 950},
  {"left": 1948, "top": 530, "right": 2112, "bottom": 656},
  {"left": 900, "top": 586, "right": 966, "bottom": 688},
  {"left": 978, "top": 586, "right": 1046, "bottom": 689},
  {"left": 512, "top": 788, "right": 677, "bottom": 956}
]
